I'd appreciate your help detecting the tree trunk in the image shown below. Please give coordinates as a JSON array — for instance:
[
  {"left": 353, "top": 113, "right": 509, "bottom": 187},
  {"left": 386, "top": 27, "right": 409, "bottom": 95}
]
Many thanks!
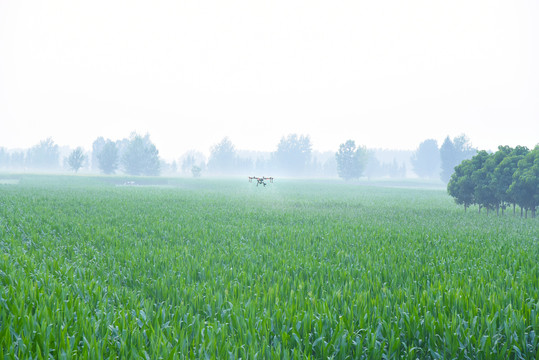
[
  {"left": 513, "top": 203, "right": 516, "bottom": 215},
  {"left": 496, "top": 204, "right": 499, "bottom": 216},
  {"left": 525, "top": 208, "right": 528, "bottom": 219},
  {"left": 521, "top": 207, "right": 523, "bottom": 218}
]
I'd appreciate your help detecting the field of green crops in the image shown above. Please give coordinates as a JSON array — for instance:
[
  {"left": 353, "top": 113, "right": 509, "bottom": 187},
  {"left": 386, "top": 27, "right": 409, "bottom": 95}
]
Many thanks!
[{"left": 1, "top": 175, "right": 538, "bottom": 359}]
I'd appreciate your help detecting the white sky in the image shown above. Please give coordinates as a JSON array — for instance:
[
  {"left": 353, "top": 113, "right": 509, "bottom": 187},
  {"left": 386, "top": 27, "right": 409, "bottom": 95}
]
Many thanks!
[{"left": 1, "top": 0, "right": 538, "bottom": 161}]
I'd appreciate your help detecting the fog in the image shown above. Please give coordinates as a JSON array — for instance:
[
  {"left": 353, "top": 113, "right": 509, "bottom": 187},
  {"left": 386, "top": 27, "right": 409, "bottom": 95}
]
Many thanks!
[{"left": 1, "top": 0, "right": 538, "bottom": 162}]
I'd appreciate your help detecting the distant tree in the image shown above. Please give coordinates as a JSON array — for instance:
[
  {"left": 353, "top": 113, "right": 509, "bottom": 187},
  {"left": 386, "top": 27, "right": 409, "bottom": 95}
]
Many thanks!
[
  {"left": 91, "top": 137, "right": 106, "bottom": 172},
  {"left": 454, "top": 135, "right": 477, "bottom": 158},
  {"left": 0, "top": 148, "right": 9, "bottom": 169},
  {"left": 170, "top": 160, "right": 178, "bottom": 174},
  {"left": 440, "top": 134, "right": 476, "bottom": 182},
  {"left": 274, "top": 134, "right": 312, "bottom": 176},
  {"left": 364, "top": 153, "right": 383, "bottom": 179},
  {"left": 9, "top": 151, "right": 25, "bottom": 169},
  {"left": 388, "top": 158, "right": 406, "bottom": 178},
  {"left": 122, "top": 133, "right": 160, "bottom": 176},
  {"left": 509, "top": 146, "right": 539, "bottom": 218},
  {"left": 97, "top": 140, "right": 119, "bottom": 174},
  {"left": 67, "top": 147, "right": 86, "bottom": 173},
  {"left": 236, "top": 156, "right": 254, "bottom": 174},
  {"left": 181, "top": 150, "right": 206, "bottom": 174},
  {"left": 191, "top": 165, "right": 202, "bottom": 178},
  {"left": 335, "top": 140, "right": 368, "bottom": 180},
  {"left": 207, "top": 137, "right": 237, "bottom": 174},
  {"left": 322, "top": 155, "right": 338, "bottom": 178},
  {"left": 411, "top": 139, "right": 440, "bottom": 178},
  {"left": 26, "top": 138, "right": 60, "bottom": 170},
  {"left": 440, "top": 136, "right": 458, "bottom": 182}
]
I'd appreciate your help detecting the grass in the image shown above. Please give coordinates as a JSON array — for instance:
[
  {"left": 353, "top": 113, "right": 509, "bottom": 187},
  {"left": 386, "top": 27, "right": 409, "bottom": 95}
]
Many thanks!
[{"left": 0, "top": 175, "right": 538, "bottom": 359}]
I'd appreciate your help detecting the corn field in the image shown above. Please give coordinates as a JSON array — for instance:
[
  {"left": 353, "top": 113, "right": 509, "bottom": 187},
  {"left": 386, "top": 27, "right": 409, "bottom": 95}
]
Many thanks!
[{"left": 0, "top": 175, "right": 538, "bottom": 359}]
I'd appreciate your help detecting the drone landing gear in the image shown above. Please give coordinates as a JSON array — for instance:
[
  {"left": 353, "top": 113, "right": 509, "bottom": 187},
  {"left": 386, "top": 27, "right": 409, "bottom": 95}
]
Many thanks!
[{"left": 249, "top": 176, "right": 274, "bottom": 187}]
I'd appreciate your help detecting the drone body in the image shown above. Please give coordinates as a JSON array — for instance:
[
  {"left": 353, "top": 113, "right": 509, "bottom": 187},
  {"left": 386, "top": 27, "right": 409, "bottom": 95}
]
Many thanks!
[{"left": 248, "top": 176, "right": 274, "bottom": 187}]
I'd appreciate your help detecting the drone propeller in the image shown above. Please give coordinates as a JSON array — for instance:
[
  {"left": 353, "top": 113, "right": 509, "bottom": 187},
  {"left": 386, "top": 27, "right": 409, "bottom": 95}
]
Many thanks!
[{"left": 249, "top": 176, "right": 274, "bottom": 185}]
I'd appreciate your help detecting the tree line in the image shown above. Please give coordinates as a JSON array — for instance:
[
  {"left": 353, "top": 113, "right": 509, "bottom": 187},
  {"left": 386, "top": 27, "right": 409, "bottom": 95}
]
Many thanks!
[
  {"left": 447, "top": 145, "right": 539, "bottom": 218},
  {"left": 4, "top": 132, "right": 518, "bottom": 184},
  {"left": 0, "top": 133, "right": 161, "bottom": 176},
  {"left": 0, "top": 133, "right": 411, "bottom": 178}
]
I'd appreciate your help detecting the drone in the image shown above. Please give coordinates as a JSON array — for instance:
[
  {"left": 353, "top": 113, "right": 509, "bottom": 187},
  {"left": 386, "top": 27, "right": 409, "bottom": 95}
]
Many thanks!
[{"left": 249, "top": 176, "right": 274, "bottom": 187}]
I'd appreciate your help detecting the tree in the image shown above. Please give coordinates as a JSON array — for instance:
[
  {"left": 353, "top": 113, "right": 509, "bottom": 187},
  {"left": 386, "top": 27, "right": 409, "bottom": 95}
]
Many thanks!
[
  {"left": 388, "top": 158, "right": 406, "bottom": 178},
  {"left": 335, "top": 140, "right": 368, "bottom": 180},
  {"left": 470, "top": 151, "right": 496, "bottom": 213},
  {"left": 493, "top": 146, "right": 529, "bottom": 214},
  {"left": 191, "top": 165, "right": 202, "bottom": 178},
  {"left": 0, "top": 148, "right": 9, "bottom": 169},
  {"left": 411, "top": 139, "right": 440, "bottom": 178},
  {"left": 26, "top": 138, "right": 60, "bottom": 170},
  {"left": 97, "top": 140, "right": 119, "bottom": 174},
  {"left": 364, "top": 153, "right": 383, "bottom": 179},
  {"left": 274, "top": 134, "right": 312, "bottom": 176},
  {"left": 122, "top": 133, "right": 160, "bottom": 176},
  {"left": 440, "top": 137, "right": 457, "bottom": 182},
  {"left": 447, "top": 158, "right": 476, "bottom": 211},
  {"left": 448, "top": 150, "right": 495, "bottom": 213},
  {"left": 67, "top": 147, "right": 86, "bottom": 173},
  {"left": 170, "top": 161, "right": 178, "bottom": 174},
  {"left": 440, "top": 134, "right": 476, "bottom": 182},
  {"left": 10, "top": 151, "right": 25, "bottom": 169},
  {"left": 91, "top": 137, "right": 106, "bottom": 172},
  {"left": 509, "top": 146, "right": 539, "bottom": 218},
  {"left": 207, "top": 137, "right": 237, "bottom": 174},
  {"left": 481, "top": 145, "right": 514, "bottom": 215},
  {"left": 181, "top": 150, "right": 206, "bottom": 175}
]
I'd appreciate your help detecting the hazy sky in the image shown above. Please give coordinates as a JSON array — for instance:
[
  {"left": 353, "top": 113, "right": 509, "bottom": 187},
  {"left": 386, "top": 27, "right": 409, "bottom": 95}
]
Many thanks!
[{"left": 1, "top": 1, "right": 538, "bottom": 160}]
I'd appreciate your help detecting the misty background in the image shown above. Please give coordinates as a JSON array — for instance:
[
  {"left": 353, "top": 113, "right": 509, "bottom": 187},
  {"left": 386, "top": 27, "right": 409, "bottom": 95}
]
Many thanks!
[{"left": 0, "top": 1, "right": 538, "bottom": 174}]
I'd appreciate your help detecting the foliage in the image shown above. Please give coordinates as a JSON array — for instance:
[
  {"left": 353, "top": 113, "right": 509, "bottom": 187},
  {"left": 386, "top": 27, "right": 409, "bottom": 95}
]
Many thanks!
[
  {"left": 181, "top": 150, "right": 205, "bottom": 174},
  {"left": 411, "top": 139, "right": 440, "bottom": 178},
  {"left": 191, "top": 165, "right": 202, "bottom": 178},
  {"left": 509, "top": 146, "right": 539, "bottom": 217},
  {"left": 91, "top": 137, "right": 106, "bottom": 172},
  {"left": 97, "top": 140, "right": 120, "bottom": 175},
  {"left": 447, "top": 158, "right": 475, "bottom": 211},
  {"left": 67, "top": 147, "right": 86, "bottom": 172},
  {"left": 364, "top": 155, "right": 407, "bottom": 179},
  {"left": 0, "top": 147, "right": 9, "bottom": 168},
  {"left": 1, "top": 176, "right": 538, "bottom": 358},
  {"left": 274, "top": 134, "right": 312, "bottom": 176},
  {"left": 470, "top": 150, "right": 497, "bottom": 212},
  {"left": 207, "top": 137, "right": 236, "bottom": 174},
  {"left": 122, "top": 133, "right": 160, "bottom": 176},
  {"left": 25, "top": 137, "right": 60, "bottom": 170},
  {"left": 448, "top": 145, "right": 538, "bottom": 217},
  {"left": 9, "top": 151, "right": 25, "bottom": 169},
  {"left": 335, "top": 140, "right": 368, "bottom": 180},
  {"left": 494, "top": 146, "right": 530, "bottom": 212},
  {"left": 440, "top": 135, "right": 477, "bottom": 182}
]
